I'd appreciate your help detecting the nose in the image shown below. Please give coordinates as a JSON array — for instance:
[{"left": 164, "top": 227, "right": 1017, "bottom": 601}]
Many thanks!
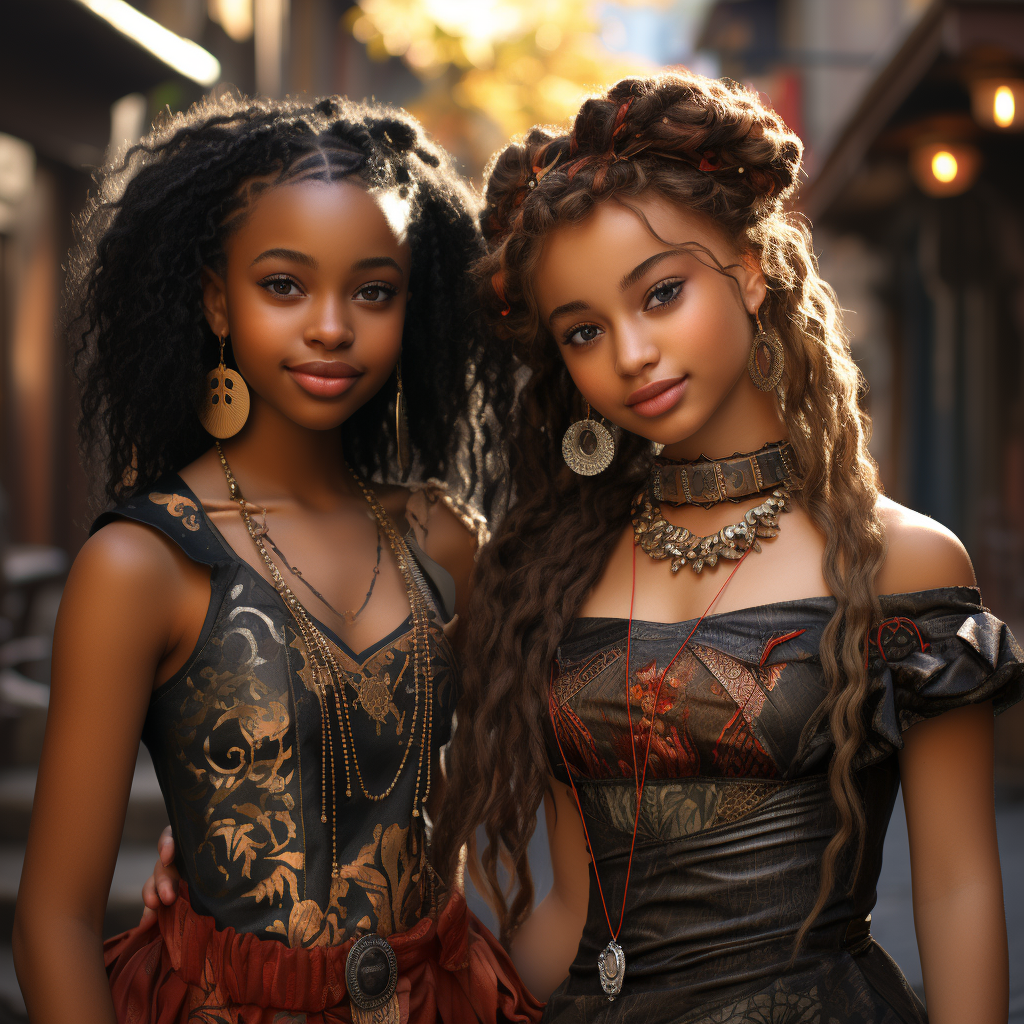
[
  {"left": 304, "top": 293, "right": 354, "bottom": 350},
  {"left": 613, "top": 321, "right": 660, "bottom": 378}
]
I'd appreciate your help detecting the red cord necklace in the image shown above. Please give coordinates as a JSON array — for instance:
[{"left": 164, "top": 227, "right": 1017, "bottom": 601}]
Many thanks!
[{"left": 548, "top": 542, "right": 752, "bottom": 1001}]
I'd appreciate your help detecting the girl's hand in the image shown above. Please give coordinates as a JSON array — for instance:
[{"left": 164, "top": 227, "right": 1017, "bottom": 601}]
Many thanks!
[{"left": 138, "top": 826, "right": 180, "bottom": 927}]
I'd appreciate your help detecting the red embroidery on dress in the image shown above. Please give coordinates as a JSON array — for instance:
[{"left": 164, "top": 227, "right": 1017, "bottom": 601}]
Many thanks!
[
  {"left": 760, "top": 629, "right": 807, "bottom": 666},
  {"left": 711, "top": 709, "right": 779, "bottom": 778},
  {"left": 871, "top": 617, "right": 931, "bottom": 663}
]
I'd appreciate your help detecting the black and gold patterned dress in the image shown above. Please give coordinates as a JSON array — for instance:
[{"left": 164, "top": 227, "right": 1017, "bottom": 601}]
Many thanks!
[
  {"left": 544, "top": 589, "right": 1023, "bottom": 1024},
  {"left": 97, "top": 476, "right": 542, "bottom": 1023}
]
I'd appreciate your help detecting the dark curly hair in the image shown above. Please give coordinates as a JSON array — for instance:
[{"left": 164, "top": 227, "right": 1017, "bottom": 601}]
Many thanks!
[
  {"left": 434, "top": 69, "right": 885, "bottom": 951},
  {"left": 70, "top": 92, "right": 506, "bottom": 510}
]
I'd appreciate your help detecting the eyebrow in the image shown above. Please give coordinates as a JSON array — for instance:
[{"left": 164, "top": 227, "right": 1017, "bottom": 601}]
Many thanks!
[
  {"left": 250, "top": 247, "right": 318, "bottom": 269},
  {"left": 619, "top": 250, "right": 678, "bottom": 291},
  {"left": 547, "top": 299, "right": 591, "bottom": 326},
  {"left": 352, "top": 256, "right": 403, "bottom": 275}
]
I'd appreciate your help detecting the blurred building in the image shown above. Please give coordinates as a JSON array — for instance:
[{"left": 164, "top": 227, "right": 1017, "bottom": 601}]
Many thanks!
[{"left": 699, "top": 0, "right": 1024, "bottom": 781}]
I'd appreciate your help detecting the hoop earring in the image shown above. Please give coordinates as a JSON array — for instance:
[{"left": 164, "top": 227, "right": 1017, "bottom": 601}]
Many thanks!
[
  {"left": 562, "top": 402, "right": 615, "bottom": 476},
  {"left": 198, "top": 334, "right": 250, "bottom": 438},
  {"left": 395, "top": 359, "right": 411, "bottom": 474},
  {"left": 748, "top": 312, "right": 785, "bottom": 392}
]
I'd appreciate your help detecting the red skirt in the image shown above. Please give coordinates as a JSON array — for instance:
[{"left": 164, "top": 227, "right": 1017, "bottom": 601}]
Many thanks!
[{"left": 104, "top": 883, "right": 543, "bottom": 1024}]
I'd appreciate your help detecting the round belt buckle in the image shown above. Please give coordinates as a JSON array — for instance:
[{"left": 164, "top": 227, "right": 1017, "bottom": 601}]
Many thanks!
[{"left": 346, "top": 933, "right": 398, "bottom": 1012}]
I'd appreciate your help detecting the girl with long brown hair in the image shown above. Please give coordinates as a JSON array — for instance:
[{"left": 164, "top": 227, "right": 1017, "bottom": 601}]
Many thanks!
[{"left": 433, "top": 70, "right": 1021, "bottom": 1023}]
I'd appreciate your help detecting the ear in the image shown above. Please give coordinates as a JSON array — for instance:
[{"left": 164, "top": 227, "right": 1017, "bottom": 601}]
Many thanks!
[
  {"left": 201, "top": 267, "right": 229, "bottom": 338},
  {"left": 737, "top": 252, "right": 767, "bottom": 316}
]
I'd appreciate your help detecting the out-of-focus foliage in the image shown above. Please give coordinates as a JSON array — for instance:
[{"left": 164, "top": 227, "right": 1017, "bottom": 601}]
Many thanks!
[{"left": 344, "top": 0, "right": 659, "bottom": 176}]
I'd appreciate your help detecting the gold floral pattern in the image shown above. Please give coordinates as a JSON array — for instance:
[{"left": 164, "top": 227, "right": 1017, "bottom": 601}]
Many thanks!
[
  {"left": 149, "top": 491, "right": 201, "bottom": 531},
  {"left": 134, "top": 484, "right": 457, "bottom": 952}
]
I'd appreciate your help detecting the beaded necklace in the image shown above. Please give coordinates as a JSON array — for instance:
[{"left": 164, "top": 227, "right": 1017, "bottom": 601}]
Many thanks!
[{"left": 216, "top": 444, "right": 434, "bottom": 879}]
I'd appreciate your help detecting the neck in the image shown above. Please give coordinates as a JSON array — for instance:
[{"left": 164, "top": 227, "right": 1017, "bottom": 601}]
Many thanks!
[
  {"left": 659, "top": 374, "right": 787, "bottom": 462},
  {"left": 217, "top": 397, "right": 355, "bottom": 506}
]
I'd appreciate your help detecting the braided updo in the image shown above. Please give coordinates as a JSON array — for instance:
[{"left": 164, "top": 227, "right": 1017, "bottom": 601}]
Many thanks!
[
  {"left": 71, "top": 93, "right": 502, "bottom": 510},
  {"left": 435, "top": 69, "right": 885, "bottom": 951}
]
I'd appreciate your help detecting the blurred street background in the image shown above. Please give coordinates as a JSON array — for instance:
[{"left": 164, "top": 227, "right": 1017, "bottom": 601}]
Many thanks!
[{"left": 1, "top": 0, "right": 1023, "bottom": 1019}]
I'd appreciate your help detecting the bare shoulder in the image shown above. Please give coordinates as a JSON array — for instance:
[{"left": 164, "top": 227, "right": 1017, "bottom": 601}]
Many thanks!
[
  {"left": 875, "top": 496, "right": 977, "bottom": 596},
  {"left": 76, "top": 518, "right": 188, "bottom": 590}
]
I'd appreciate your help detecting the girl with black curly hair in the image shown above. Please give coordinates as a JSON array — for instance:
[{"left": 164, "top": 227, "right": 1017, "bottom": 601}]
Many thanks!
[
  {"left": 433, "top": 69, "right": 1020, "bottom": 1023},
  {"left": 13, "top": 93, "right": 540, "bottom": 1024}
]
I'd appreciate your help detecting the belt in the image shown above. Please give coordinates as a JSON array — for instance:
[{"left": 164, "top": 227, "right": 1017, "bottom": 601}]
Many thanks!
[{"left": 346, "top": 933, "right": 400, "bottom": 1024}]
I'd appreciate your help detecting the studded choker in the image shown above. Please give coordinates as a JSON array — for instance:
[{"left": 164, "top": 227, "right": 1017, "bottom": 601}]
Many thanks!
[{"left": 652, "top": 440, "right": 796, "bottom": 508}]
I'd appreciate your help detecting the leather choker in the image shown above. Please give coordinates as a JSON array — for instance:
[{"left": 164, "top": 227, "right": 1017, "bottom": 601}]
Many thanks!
[{"left": 652, "top": 441, "right": 796, "bottom": 508}]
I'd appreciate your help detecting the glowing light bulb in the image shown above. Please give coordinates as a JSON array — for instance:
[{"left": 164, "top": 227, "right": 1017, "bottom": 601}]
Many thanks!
[
  {"left": 931, "top": 150, "right": 958, "bottom": 184},
  {"left": 994, "top": 86, "right": 1016, "bottom": 128}
]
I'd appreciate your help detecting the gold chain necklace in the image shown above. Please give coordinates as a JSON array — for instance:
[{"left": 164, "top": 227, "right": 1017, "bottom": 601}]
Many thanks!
[
  {"left": 215, "top": 444, "right": 434, "bottom": 877},
  {"left": 631, "top": 484, "right": 791, "bottom": 574}
]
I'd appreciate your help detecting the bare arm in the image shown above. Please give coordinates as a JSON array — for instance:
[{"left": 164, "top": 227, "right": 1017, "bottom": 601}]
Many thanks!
[
  {"left": 878, "top": 498, "right": 1007, "bottom": 1022},
  {"left": 900, "top": 703, "right": 1007, "bottom": 1024},
  {"left": 509, "top": 779, "right": 590, "bottom": 1000},
  {"left": 13, "top": 523, "right": 196, "bottom": 1023}
]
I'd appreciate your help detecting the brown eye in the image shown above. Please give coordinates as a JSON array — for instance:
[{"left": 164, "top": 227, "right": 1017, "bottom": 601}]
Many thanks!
[
  {"left": 356, "top": 282, "right": 396, "bottom": 303},
  {"left": 272, "top": 280, "right": 293, "bottom": 295}
]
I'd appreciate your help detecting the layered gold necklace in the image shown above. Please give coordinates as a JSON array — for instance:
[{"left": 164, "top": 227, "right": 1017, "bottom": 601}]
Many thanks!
[{"left": 215, "top": 444, "right": 434, "bottom": 878}]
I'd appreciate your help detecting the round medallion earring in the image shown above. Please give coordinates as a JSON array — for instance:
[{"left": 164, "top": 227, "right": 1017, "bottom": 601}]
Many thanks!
[
  {"left": 748, "top": 312, "right": 785, "bottom": 392},
  {"left": 197, "top": 333, "right": 250, "bottom": 438},
  {"left": 562, "top": 402, "right": 615, "bottom": 476}
]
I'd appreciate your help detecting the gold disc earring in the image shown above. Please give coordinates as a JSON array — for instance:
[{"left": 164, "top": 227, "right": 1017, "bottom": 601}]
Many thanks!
[
  {"left": 748, "top": 312, "right": 785, "bottom": 392},
  {"left": 198, "top": 334, "right": 250, "bottom": 438},
  {"left": 562, "top": 402, "right": 615, "bottom": 476},
  {"left": 395, "top": 359, "right": 411, "bottom": 474}
]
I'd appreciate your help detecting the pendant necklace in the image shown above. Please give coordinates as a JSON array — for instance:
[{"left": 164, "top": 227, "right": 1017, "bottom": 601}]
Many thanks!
[{"left": 548, "top": 543, "right": 754, "bottom": 1000}]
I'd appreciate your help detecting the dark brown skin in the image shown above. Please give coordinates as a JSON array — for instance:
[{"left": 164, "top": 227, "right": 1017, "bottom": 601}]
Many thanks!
[
  {"left": 13, "top": 178, "right": 476, "bottom": 1024},
  {"left": 509, "top": 196, "right": 1007, "bottom": 1022}
]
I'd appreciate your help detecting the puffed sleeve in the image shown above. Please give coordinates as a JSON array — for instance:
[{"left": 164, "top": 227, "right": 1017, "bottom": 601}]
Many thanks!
[{"left": 855, "top": 587, "right": 1024, "bottom": 768}]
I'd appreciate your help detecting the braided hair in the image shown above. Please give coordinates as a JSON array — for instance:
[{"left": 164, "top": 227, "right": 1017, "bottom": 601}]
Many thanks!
[
  {"left": 434, "top": 69, "right": 885, "bottom": 949},
  {"left": 71, "top": 93, "right": 504, "bottom": 510}
]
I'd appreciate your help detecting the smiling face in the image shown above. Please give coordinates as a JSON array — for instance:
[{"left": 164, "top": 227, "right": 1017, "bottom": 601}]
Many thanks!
[
  {"left": 202, "top": 177, "right": 411, "bottom": 433},
  {"left": 534, "top": 194, "right": 779, "bottom": 458}
]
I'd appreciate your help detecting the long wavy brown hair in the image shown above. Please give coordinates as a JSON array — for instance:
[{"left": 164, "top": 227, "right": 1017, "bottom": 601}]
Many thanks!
[{"left": 433, "top": 69, "right": 886, "bottom": 951}]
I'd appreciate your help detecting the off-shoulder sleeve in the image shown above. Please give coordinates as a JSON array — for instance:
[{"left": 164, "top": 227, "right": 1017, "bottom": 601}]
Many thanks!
[
  {"left": 854, "top": 587, "right": 1024, "bottom": 768},
  {"left": 791, "top": 588, "right": 1024, "bottom": 774}
]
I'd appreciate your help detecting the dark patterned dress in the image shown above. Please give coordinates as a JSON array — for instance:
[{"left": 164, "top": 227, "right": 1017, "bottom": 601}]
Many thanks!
[
  {"left": 96, "top": 476, "right": 541, "bottom": 1023},
  {"left": 543, "top": 590, "right": 1023, "bottom": 1023}
]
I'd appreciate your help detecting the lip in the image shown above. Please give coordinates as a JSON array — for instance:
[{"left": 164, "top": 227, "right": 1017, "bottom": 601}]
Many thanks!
[
  {"left": 626, "top": 376, "right": 687, "bottom": 418},
  {"left": 286, "top": 361, "right": 363, "bottom": 399}
]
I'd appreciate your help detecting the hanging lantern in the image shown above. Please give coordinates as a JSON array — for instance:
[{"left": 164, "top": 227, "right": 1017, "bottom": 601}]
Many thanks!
[
  {"left": 909, "top": 141, "right": 982, "bottom": 197},
  {"left": 970, "top": 78, "right": 1024, "bottom": 132}
]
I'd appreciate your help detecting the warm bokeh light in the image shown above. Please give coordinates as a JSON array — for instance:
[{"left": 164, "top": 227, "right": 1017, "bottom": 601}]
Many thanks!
[
  {"left": 208, "top": 0, "right": 254, "bottom": 42},
  {"left": 970, "top": 78, "right": 1024, "bottom": 132},
  {"left": 994, "top": 85, "right": 1016, "bottom": 128},
  {"left": 74, "top": 0, "right": 221, "bottom": 85},
  {"left": 910, "top": 142, "right": 981, "bottom": 197},
  {"left": 930, "top": 150, "right": 958, "bottom": 183},
  {"left": 345, "top": 0, "right": 659, "bottom": 176}
]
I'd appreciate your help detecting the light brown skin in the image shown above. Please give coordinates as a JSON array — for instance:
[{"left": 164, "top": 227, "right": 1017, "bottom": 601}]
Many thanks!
[
  {"left": 506, "top": 196, "right": 1006, "bottom": 1021},
  {"left": 13, "top": 178, "right": 476, "bottom": 1024}
]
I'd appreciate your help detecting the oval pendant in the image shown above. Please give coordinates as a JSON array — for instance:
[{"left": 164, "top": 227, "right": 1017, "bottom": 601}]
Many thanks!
[
  {"left": 198, "top": 365, "right": 250, "bottom": 438},
  {"left": 562, "top": 418, "right": 614, "bottom": 476},
  {"left": 597, "top": 939, "right": 625, "bottom": 1001}
]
